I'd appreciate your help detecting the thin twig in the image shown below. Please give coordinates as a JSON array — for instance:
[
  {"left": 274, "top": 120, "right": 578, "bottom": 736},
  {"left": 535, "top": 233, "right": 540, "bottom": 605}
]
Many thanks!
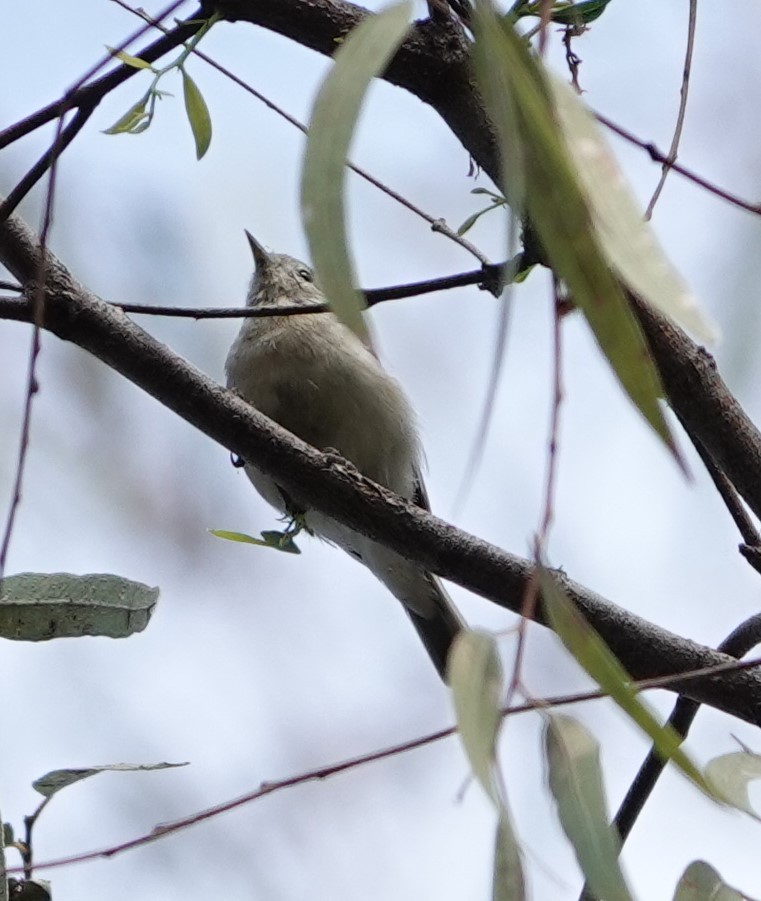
[
  {"left": 596, "top": 111, "right": 761, "bottom": 217},
  {"left": 644, "top": 0, "right": 697, "bottom": 219}
]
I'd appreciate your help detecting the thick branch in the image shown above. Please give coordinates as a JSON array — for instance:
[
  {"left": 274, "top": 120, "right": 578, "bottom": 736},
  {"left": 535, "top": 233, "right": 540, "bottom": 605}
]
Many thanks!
[
  {"left": 2, "top": 207, "right": 761, "bottom": 726},
  {"left": 212, "top": 0, "right": 501, "bottom": 180}
]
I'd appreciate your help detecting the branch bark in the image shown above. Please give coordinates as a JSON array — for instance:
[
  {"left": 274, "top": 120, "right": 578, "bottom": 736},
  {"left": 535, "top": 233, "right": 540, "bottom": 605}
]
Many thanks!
[{"left": 2, "top": 205, "right": 761, "bottom": 727}]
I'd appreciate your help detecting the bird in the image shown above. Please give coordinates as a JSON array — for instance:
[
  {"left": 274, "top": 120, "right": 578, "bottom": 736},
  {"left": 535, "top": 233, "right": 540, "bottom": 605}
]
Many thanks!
[{"left": 225, "top": 232, "right": 466, "bottom": 680}]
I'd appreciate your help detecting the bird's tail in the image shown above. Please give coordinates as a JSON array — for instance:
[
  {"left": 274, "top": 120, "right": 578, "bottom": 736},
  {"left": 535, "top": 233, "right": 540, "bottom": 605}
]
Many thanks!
[{"left": 404, "top": 576, "right": 466, "bottom": 681}]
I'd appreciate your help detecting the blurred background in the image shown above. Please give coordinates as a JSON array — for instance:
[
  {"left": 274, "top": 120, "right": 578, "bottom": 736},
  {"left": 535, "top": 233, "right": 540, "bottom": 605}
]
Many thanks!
[{"left": 2, "top": 1, "right": 761, "bottom": 898}]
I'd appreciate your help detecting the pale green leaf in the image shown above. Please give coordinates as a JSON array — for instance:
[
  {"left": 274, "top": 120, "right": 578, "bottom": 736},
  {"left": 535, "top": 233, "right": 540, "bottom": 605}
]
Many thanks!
[
  {"left": 545, "top": 715, "right": 633, "bottom": 901},
  {"left": 549, "top": 75, "right": 717, "bottom": 343},
  {"left": 492, "top": 815, "right": 526, "bottom": 901},
  {"left": 0, "top": 572, "right": 158, "bottom": 640},
  {"left": 302, "top": 1, "right": 412, "bottom": 340},
  {"left": 33, "top": 761, "right": 188, "bottom": 798},
  {"left": 473, "top": 4, "right": 679, "bottom": 460},
  {"left": 539, "top": 568, "right": 712, "bottom": 794},
  {"left": 448, "top": 630, "right": 504, "bottom": 801},
  {"left": 672, "top": 860, "right": 748, "bottom": 901},
  {"left": 106, "top": 45, "right": 154, "bottom": 70},
  {"left": 705, "top": 751, "right": 761, "bottom": 819},
  {"left": 181, "top": 70, "right": 212, "bottom": 159}
]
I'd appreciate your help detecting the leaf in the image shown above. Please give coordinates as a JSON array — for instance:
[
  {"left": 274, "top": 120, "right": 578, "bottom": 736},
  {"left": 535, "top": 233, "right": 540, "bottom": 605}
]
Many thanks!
[
  {"left": 302, "top": 1, "right": 412, "bottom": 340},
  {"left": 102, "top": 92, "right": 151, "bottom": 135},
  {"left": 473, "top": 4, "right": 679, "bottom": 461},
  {"left": 672, "top": 861, "right": 749, "bottom": 901},
  {"left": 0, "top": 572, "right": 158, "bottom": 640},
  {"left": 105, "top": 46, "right": 154, "bottom": 70},
  {"left": 545, "top": 715, "right": 634, "bottom": 901},
  {"left": 210, "top": 529, "right": 301, "bottom": 554},
  {"left": 548, "top": 75, "right": 718, "bottom": 344},
  {"left": 547, "top": 0, "right": 614, "bottom": 25},
  {"left": 448, "top": 630, "right": 504, "bottom": 800},
  {"left": 457, "top": 203, "right": 504, "bottom": 236},
  {"left": 181, "top": 69, "right": 212, "bottom": 159},
  {"left": 492, "top": 816, "right": 526, "bottom": 901},
  {"left": 705, "top": 751, "right": 761, "bottom": 819},
  {"left": 539, "top": 567, "right": 712, "bottom": 795},
  {"left": 33, "top": 761, "right": 188, "bottom": 799}
]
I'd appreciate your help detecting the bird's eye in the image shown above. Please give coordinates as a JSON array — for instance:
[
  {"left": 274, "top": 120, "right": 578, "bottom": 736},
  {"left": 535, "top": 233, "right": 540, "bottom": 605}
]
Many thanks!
[{"left": 297, "top": 268, "right": 313, "bottom": 282}]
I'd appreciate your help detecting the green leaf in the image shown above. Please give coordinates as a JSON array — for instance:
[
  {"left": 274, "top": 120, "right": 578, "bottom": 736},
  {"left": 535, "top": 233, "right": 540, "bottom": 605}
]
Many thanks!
[
  {"left": 492, "top": 816, "right": 526, "bottom": 901},
  {"left": 448, "top": 631, "right": 526, "bottom": 898},
  {"left": 548, "top": 75, "right": 717, "bottom": 344},
  {"left": 548, "top": 0, "right": 614, "bottom": 25},
  {"left": 539, "top": 567, "right": 712, "bottom": 795},
  {"left": 33, "top": 761, "right": 188, "bottom": 799},
  {"left": 0, "top": 572, "right": 158, "bottom": 640},
  {"left": 448, "top": 630, "right": 504, "bottom": 800},
  {"left": 705, "top": 751, "right": 761, "bottom": 820},
  {"left": 102, "top": 92, "right": 151, "bottom": 135},
  {"left": 105, "top": 46, "right": 155, "bottom": 70},
  {"left": 672, "top": 861, "right": 747, "bottom": 901},
  {"left": 210, "top": 529, "right": 302, "bottom": 554},
  {"left": 545, "top": 715, "right": 634, "bottom": 901},
  {"left": 181, "top": 69, "right": 212, "bottom": 159},
  {"left": 473, "top": 4, "right": 679, "bottom": 460},
  {"left": 302, "top": 1, "right": 412, "bottom": 340},
  {"left": 457, "top": 202, "right": 504, "bottom": 236}
]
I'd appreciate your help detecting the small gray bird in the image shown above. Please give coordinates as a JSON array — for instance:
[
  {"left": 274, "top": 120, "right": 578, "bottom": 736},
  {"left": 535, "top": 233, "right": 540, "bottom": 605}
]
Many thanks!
[{"left": 225, "top": 232, "right": 466, "bottom": 680}]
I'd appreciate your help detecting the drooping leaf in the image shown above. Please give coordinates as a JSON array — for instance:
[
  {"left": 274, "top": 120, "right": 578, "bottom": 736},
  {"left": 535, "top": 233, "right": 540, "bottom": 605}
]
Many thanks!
[
  {"left": 181, "top": 69, "right": 212, "bottom": 159},
  {"left": 548, "top": 75, "right": 717, "bottom": 343},
  {"left": 302, "top": 1, "right": 412, "bottom": 339},
  {"left": 545, "top": 715, "right": 634, "bottom": 901},
  {"left": 448, "top": 630, "right": 504, "bottom": 799},
  {"left": 539, "top": 567, "right": 711, "bottom": 795},
  {"left": 492, "top": 815, "right": 526, "bottom": 901},
  {"left": 0, "top": 572, "right": 158, "bottom": 640},
  {"left": 33, "top": 761, "right": 188, "bottom": 799},
  {"left": 448, "top": 631, "right": 525, "bottom": 898},
  {"left": 473, "top": 3, "right": 679, "bottom": 461},
  {"left": 672, "top": 860, "right": 747, "bottom": 901}
]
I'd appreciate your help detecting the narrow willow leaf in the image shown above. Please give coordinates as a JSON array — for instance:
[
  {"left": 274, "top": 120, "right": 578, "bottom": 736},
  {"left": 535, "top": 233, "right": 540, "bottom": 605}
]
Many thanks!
[
  {"left": 302, "top": 1, "right": 412, "bottom": 339},
  {"left": 448, "top": 630, "right": 504, "bottom": 800},
  {"left": 473, "top": 3, "right": 678, "bottom": 459},
  {"left": 492, "top": 815, "right": 526, "bottom": 901},
  {"left": 0, "top": 572, "right": 158, "bottom": 640},
  {"left": 705, "top": 751, "right": 761, "bottom": 820},
  {"left": 539, "top": 568, "right": 711, "bottom": 794},
  {"left": 545, "top": 715, "right": 633, "bottom": 901},
  {"left": 549, "top": 75, "right": 717, "bottom": 343},
  {"left": 102, "top": 92, "right": 151, "bottom": 135},
  {"left": 181, "top": 70, "right": 212, "bottom": 159},
  {"left": 105, "top": 46, "right": 154, "bottom": 70},
  {"left": 33, "top": 761, "right": 188, "bottom": 798},
  {"left": 672, "top": 860, "right": 747, "bottom": 901}
]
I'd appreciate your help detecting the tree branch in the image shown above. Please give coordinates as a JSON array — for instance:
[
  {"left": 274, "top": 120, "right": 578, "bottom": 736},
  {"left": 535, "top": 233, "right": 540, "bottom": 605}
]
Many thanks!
[{"left": 2, "top": 203, "right": 761, "bottom": 726}]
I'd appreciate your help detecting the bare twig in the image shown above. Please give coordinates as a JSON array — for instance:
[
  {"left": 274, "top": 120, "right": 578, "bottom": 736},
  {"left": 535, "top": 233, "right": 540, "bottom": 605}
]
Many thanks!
[{"left": 644, "top": 0, "right": 697, "bottom": 219}]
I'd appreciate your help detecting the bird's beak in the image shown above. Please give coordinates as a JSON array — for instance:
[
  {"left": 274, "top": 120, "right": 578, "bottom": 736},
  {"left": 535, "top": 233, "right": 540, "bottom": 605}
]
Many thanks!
[{"left": 245, "top": 230, "right": 271, "bottom": 273}]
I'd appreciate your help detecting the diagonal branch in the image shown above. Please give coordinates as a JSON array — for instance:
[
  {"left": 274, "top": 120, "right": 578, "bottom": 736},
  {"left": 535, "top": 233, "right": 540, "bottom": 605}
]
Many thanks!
[{"left": 3, "top": 203, "right": 761, "bottom": 726}]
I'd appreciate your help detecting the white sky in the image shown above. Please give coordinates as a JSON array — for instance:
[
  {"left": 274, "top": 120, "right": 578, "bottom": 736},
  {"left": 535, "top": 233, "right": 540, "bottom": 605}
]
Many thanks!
[{"left": 2, "top": 1, "right": 761, "bottom": 899}]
